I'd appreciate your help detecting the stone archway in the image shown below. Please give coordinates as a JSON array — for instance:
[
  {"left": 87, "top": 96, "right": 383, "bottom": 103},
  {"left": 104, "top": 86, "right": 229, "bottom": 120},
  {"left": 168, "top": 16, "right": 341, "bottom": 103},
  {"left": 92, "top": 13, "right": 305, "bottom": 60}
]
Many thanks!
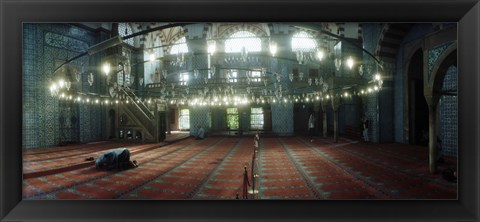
[
  {"left": 406, "top": 49, "right": 429, "bottom": 146},
  {"left": 424, "top": 43, "right": 457, "bottom": 173}
]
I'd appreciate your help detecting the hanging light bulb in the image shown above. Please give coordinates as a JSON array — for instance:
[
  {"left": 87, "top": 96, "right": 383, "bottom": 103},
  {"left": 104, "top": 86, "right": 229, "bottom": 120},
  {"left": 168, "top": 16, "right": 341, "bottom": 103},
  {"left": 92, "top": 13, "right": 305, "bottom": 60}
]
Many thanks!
[
  {"left": 58, "top": 79, "right": 65, "bottom": 88},
  {"left": 207, "top": 40, "right": 216, "bottom": 54},
  {"left": 149, "top": 53, "right": 156, "bottom": 62},
  {"left": 102, "top": 63, "right": 111, "bottom": 75},
  {"left": 270, "top": 41, "right": 277, "bottom": 56},
  {"left": 375, "top": 73, "right": 381, "bottom": 81},
  {"left": 347, "top": 57, "right": 354, "bottom": 70},
  {"left": 316, "top": 49, "right": 324, "bottom": 61}
]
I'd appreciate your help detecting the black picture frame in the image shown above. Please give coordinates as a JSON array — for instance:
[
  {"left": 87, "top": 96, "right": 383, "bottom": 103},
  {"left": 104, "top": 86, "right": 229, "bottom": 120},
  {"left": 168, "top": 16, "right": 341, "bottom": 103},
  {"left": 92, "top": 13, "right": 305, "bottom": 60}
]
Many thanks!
[{"left": 1, "top": 0, "right": 479, "bottom": 221}]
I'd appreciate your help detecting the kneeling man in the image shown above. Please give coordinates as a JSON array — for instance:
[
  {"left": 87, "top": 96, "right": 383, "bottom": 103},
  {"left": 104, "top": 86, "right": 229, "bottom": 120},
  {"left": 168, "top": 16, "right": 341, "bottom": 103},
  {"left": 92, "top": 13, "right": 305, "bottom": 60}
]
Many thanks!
[{"left": 95, "top": 148, "right": 138, "bottom": 170}]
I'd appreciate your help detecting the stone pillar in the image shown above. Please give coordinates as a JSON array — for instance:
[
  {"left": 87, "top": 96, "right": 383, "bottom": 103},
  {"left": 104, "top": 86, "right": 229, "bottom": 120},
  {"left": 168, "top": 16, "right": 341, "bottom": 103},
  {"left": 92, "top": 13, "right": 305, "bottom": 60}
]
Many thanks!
[
  {"left": 425, "top": 93, "right": 440, "bottom": 173},
  {"left": 331, "top": 96, "right": 341, "bottom": 143},
  {"left": 321, "top": 101, "right": 328, "bottom": 138},
  {"left": 166, "top": 106, "right": 171, "bottom": 135},
  {"left": 428, "top": 104, "right": 438, "bottom": 173}
]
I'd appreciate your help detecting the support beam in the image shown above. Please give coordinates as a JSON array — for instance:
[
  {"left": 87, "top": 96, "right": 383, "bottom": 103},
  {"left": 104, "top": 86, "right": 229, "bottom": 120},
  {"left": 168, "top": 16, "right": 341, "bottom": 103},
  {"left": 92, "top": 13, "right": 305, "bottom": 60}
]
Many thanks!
[
  {"left": 424, "top": 92, "right": 440, "bottom": 173},
  {"left": 428, "top": 104, "right": 438, "bottom": 173},
  {"left": 331, "top": 97, "right": 341, "bottom": 143},
  {"left": 321, "top": 101, "right": 328, "bottom": 138}
]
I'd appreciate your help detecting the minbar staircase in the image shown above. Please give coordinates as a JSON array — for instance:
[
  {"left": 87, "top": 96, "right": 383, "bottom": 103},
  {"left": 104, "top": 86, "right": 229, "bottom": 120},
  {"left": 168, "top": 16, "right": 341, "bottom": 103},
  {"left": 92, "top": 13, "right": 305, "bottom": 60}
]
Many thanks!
[{"left": 119, "top": 88, "right": 157, "bottom": 142}]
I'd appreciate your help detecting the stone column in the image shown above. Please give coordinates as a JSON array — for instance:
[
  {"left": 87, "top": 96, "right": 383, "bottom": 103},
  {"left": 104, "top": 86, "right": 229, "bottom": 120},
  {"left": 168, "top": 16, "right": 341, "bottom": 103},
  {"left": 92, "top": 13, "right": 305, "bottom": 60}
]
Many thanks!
[
  {"left": 321, "top": 100, "right": 328, "bottom": 138},
  {"left": 331, "top": 96, "right": 341, "bottom": 143},
  {"left": 425, "top": 93, "right": 440, "bottom": 173},
  {"left": 428, "top": 104, "right": 438, "bottom": 173}
]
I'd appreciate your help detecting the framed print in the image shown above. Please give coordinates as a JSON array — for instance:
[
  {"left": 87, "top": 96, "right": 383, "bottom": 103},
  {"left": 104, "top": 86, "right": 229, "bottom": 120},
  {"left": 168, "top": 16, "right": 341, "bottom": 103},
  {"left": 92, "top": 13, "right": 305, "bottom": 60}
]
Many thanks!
[{"left": 1, "top": 0, "right": 479, "bottom": 221}]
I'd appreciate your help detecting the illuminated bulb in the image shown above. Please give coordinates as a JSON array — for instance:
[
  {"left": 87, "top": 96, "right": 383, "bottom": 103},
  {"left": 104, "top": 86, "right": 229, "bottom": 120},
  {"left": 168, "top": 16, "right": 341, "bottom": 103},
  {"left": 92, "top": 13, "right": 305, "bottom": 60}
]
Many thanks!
[
  {"left": 58, "top": 79, "right": 65, "bottom": 88},
  {"left": 344, "top": 92, "right": 348, "bottom": 97},
  {"left": 116, "top": 100, "right": 119, "bottom": 104},
  {"left": 375, "top": 74, "right": 381, "bottom": 81},
  {"left": 306, "top": 98, "right": 309, "bottom": 102},
  {"left": 270, "top": 42, "right": 277, "bottom": 56},
  {"left": 368, "top": 88, "right": 372, "bottom": 93},
  {"left": 95, "top": 99, "right": 99, "bottom": 104},
  {"left": 346, "top": 57, "right": 354, "bottom": 69},
  {"left": 60, "top": 93, "right": 65, "bottom": 98},
  {"left": 50, "top": 83, "right": 57, "bottom": 91},
  {"left": 316, "top": 96, "right": 320, "bottom": 100},
  {"left": 316, "top": 50, "right": 324, "bottom": 61},
  {"left": 374, "top": 86, "right": 379, "bottom": 91},
  {"left": 68, "top": 95, "right": 72, "bottom": 100},
  {"left": 326, "top": 95, "right": 330, "bottom": 99},
  {"left": 361, "top": 90, "right": 365, "bottom": 94},
  {"left": 102, "top": 63, "right": 111, "bottom": 75},
  {"left": 149, "top": 54, "right": 156, "bottom": 62},
  {"left": 86, "top": 98, "right": 90, "bottom": 103},
  {"left": 208, "top": 42, "right": 216, "bottom": 54}
]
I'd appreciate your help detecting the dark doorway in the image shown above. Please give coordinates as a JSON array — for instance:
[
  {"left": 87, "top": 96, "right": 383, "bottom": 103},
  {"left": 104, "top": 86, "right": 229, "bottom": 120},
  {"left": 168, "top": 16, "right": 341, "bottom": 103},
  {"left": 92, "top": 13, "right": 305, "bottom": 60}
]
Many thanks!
[{"left": 408, "top": 50, "right": 429, "bottom": 146}]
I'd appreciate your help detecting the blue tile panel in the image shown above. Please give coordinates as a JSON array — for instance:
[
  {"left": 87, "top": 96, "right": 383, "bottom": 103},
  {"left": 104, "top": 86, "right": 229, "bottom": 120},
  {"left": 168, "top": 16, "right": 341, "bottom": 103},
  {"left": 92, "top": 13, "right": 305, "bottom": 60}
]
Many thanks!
[
  {"left": 439, "top": 65, "right": 457, "bottom": 157},
  {"left": 428, "top": 42, "right": 453, "bottom": 81},
  {"left": 23, "top": 24, "right": 106, "bottom": 149}
]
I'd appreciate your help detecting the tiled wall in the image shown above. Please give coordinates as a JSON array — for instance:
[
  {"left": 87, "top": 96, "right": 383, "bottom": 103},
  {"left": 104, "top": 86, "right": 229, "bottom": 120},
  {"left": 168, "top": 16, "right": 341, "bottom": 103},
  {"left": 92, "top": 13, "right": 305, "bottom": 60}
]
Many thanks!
[
  {"left": 23, "top": 24, "right": 107, "bottom": 149},
  {"left": 189, "top": 107, "right": 212, "bottom": 136},
  {"left": 439, "top": 65, "right": 457, "bottom": 157},
  {"left": 271, "top": 103, "right": 294, "bottom": 136},
  {"left": 360, "top": 24, "right": 383, "bottom": 143}
]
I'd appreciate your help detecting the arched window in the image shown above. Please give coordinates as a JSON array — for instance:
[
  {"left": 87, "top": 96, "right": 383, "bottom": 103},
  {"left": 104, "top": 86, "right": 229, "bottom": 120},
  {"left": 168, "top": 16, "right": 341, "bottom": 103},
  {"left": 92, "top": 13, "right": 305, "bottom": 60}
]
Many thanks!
[
  {"left": 118, "top": 23, "right": 134, "bottom": 46},
  {"left": 291, "top": 31, "right": 317, "bottom": 52},
  {"left": 179, "top": 109, "right": 190, "bottom": 130},
  {"left": 224, "top": 31, "right": 262, "bottom": 53},
  {"left": 170, "top": 37, "right": 189, "bottom": 54}
]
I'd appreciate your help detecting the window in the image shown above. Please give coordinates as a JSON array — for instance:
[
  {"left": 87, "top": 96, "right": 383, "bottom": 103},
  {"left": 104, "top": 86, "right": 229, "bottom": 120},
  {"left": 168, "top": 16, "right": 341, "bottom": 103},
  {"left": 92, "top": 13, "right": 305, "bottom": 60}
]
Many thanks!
[
  {"left": 180, "top": 72, "right": 189, "bottom": 85},
  {"left": 226, "top": 108, "right": 239, "bottom": 130},
  {"left": 250, "top": 107, "right": 264, "bottom": 130},
  {"left": 250, "top": 70, "right": 261, "bottom": 82},
  {"left": 170, "top": 37, "right": 188, "bottom": 55},
  {"left": 179, "top": 109, "right": 190, "bottom": 130},
  {"left": 118, "top": 23, "right": 134, "bottom": 46},
  {"left": 224, "top": 31, "right": 261, "bottom": 53},
  {"left": 227, "top": 70, "right": 238, "bottom": 83},
  {"left": 291, "top": 31, "right": 317, "bottom": 52}
]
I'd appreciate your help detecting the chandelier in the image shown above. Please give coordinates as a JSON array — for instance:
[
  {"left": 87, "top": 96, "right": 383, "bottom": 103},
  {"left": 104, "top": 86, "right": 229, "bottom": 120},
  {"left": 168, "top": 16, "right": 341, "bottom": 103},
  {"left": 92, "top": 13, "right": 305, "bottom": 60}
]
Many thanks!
[{"left": 47, "top": 23, "right": 385, "bottom": 108}]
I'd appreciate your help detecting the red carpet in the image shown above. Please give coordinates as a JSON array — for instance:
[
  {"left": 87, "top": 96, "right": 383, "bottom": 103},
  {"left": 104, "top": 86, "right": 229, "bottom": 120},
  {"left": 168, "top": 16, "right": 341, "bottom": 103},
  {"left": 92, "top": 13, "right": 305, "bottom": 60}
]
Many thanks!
[{"left": 23, "top": 135, "right": 457, "bottom": 200}]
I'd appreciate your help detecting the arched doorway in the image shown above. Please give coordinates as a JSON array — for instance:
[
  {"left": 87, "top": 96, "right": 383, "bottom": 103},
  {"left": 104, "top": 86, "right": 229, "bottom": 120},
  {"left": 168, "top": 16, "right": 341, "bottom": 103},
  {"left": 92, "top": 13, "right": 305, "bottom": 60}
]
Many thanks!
[{"left": 407, "top": 49, "right": 429, "bottom": 145}]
